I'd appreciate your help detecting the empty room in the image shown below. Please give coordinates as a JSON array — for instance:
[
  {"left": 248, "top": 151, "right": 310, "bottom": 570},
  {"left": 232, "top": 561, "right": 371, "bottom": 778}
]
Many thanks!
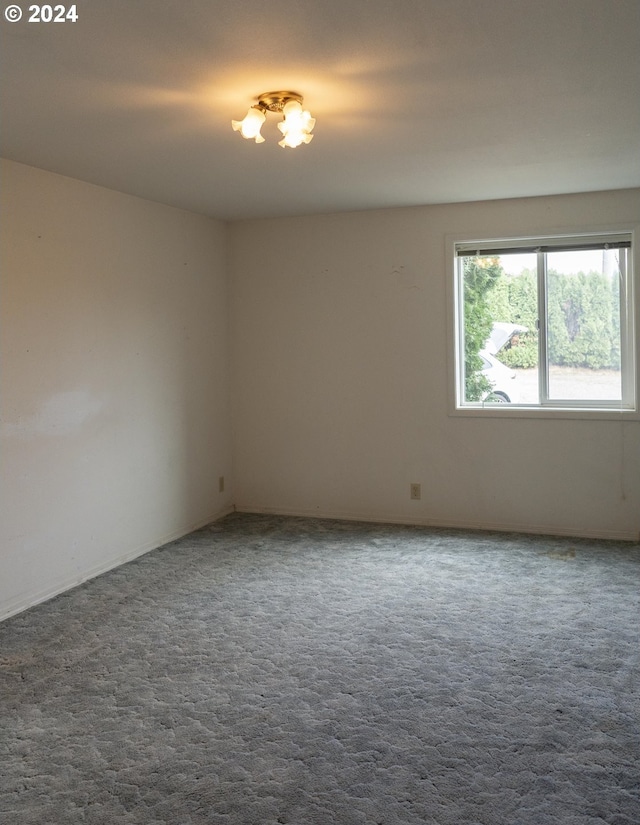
[{"left": 1, "top": 1, "right": 639, "bottom": 823}]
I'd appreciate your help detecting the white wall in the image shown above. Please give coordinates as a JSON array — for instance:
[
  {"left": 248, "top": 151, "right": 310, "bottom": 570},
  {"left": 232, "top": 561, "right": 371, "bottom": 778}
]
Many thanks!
[
  {"left": 1, "top": 159, "right": 233, "bottom": 620},
  {"left": 2, "top": 168, "right": 637, "bottom": 624},
  {"left": 230, "top": 190, "right": 640, "bottom": 540}
]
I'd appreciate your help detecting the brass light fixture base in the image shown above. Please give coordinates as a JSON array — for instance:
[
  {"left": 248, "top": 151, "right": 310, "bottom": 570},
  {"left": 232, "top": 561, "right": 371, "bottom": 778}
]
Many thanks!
[
  {"left": 256, "top": 91, "right": 303, "bottom": 113},
  {"left": 232, "top": 90, "right": 313, "bottom": 147}
]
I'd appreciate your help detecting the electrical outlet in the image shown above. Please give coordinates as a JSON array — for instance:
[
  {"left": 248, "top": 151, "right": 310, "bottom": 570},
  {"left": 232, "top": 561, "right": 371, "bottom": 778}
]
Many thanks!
[
  {"left": 410, "top": 483, "right": 421, "bottom": 500},
  {"left": 219, "top": 476, "right": 225, "bottom": 493}
]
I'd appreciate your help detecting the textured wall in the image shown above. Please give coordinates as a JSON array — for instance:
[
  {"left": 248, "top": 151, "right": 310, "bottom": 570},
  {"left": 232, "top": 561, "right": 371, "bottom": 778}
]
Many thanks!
[
  {"left": 2, "top": 163, "right": 638, "bottom": 622},
  {"left": 230, "top": 190, "right": 640, "bottom": 540},
  {"left": 1, "top": 160, "right": 233, "bottom": 619}
]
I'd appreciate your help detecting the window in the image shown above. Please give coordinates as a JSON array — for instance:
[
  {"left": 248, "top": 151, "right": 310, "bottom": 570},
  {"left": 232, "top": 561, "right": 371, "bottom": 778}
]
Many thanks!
[{"left": 452, "top": 231, "right": 637, "bottom": 414}]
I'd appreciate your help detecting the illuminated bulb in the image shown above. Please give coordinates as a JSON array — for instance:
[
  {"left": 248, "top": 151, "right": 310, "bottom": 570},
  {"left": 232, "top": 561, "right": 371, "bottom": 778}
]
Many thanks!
[
  {"left": 278, "top": 129, "right": 314, "bottom": 149},
  {"left": 231, "top": 106, "right": 266, "bottom": 143},
  {"left": 277, "top": 100, "right": 315, "bottom": 148}
]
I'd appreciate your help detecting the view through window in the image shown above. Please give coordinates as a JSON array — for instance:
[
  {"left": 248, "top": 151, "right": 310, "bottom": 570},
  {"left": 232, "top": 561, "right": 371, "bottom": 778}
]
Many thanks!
[{"left": 454, "top": 234, "right": 635, "bottom": 410}]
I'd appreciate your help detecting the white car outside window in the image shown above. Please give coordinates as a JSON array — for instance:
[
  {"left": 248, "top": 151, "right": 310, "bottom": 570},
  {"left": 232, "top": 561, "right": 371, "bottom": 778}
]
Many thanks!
[{"left": 480, "top": 323, "right": 527, "bottom": 403}]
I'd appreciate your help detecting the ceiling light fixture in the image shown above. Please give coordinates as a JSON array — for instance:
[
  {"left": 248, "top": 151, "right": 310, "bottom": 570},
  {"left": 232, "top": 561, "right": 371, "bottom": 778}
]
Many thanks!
[{"left": 232, "top": 91, "right": 315, "bottom": 148}]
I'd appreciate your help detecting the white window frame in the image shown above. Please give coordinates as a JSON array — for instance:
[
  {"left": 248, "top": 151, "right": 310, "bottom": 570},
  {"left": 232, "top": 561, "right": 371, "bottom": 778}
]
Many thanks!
[{"left": 447, "top": 227, "right": 639, "bottom": 420}]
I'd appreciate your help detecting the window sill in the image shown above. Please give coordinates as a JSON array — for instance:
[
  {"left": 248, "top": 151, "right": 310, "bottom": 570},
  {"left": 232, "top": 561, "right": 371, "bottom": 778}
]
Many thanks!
[{"left": 450, "top": 404, "right": 640, "bottom": 421}]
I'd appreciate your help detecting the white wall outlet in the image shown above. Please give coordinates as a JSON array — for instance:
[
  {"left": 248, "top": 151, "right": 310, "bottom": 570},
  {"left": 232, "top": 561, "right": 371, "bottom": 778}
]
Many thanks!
[{"left": 410, "top": 483, "right": 421, "bottom": 500}]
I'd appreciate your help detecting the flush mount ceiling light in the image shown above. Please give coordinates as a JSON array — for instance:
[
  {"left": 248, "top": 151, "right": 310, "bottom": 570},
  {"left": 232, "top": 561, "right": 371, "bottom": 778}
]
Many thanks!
[{"left": 232, "top": 91, "right": 315, "bottom": 148}]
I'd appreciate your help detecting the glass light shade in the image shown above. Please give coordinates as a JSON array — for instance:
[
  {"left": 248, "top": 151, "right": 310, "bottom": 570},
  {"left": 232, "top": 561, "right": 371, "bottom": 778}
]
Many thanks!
[
  {"left": 278, "top": 130, "right": 314, "bottom": 149},
  {"left": 231, "top": 106, "right": 266, "bottom": 143},
  {"left": 277, "top": 100, "right": 315, "bottom": 148},
  {"left": 282, "top": 100, "right": 303, "bottom": 117}
]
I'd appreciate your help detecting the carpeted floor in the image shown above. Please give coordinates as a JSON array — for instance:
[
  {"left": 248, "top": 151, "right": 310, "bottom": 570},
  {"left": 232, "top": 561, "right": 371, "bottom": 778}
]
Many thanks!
[{"left": 1, "top": 512, "right": 639, "bottom": 824}]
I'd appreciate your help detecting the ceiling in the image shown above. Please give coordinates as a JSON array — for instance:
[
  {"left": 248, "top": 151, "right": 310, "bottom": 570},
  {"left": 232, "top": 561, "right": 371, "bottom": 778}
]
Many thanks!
[{"left": 2, "top": 0, "right": 639, "bottom": 221}]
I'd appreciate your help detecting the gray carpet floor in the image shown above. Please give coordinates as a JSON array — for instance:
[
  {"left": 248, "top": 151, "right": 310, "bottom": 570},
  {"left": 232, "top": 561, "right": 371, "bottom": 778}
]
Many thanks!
[{"left": 1, "top": 512, "right": 639, "bottom": 824}]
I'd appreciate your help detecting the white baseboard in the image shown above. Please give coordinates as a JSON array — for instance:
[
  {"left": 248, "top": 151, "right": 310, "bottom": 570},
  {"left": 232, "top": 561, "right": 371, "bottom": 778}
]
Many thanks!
[
  {"left": 234, "top": 503, "right": 638, "bottom": 543},
  {"left": 3, "top": 502, "right": 634, "bottom": 624},
  {"left": 0, "top": 505, "right": 235, "bottom": 623}
]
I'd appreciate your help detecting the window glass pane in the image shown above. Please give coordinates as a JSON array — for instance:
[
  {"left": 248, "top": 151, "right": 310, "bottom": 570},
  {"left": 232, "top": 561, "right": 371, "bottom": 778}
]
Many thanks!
[
  {"left": 546, "top": 249, "right": 622, "bottom": 401},
  {"left": 461, "top": 253, "right": 538, "bottom": 404},
  {"left": 495, "top": 252, "right": 539, "bottom": 404},
  {"left": 456, "top": 235, "right": 633, "bottom": 412}
]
